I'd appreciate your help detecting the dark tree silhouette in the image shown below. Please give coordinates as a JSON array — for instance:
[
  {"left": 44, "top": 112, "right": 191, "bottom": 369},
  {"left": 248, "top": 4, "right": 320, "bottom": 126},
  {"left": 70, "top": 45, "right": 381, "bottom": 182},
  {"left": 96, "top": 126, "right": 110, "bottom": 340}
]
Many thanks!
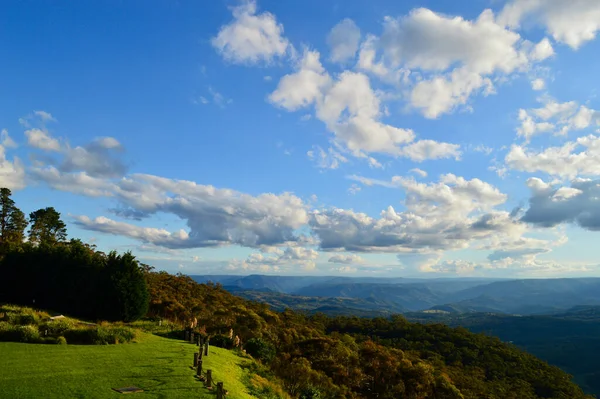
[{"left": 28, "top": 207, "right": 67, "bottom": 245}]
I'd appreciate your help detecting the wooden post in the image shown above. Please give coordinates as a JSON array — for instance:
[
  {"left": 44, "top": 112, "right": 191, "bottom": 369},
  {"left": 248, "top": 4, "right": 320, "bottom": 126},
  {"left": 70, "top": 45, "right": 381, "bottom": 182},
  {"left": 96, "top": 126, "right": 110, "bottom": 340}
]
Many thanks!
[
  {"left": 197, "top": 360, "right": 203, "bottom": 377},
  {"left": 206, "top": 369, "right": 212, "bottom": 388},
  {"left": 193, "top": 352, "right": 198, "bottom": 367},
  {"left": 190, "top": 332, "right": 195, "bottom": 344},
  {"left": 217, "top": 382, "right": 224, "bottom": 399},
  {"left": 204, "top": 341, "right": 209, "bottom": 356}
]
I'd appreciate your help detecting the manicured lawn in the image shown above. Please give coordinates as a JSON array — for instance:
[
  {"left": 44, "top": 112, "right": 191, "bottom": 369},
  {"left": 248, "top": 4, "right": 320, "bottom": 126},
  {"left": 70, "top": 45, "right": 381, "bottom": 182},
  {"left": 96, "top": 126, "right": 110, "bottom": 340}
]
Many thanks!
[{"left": 0, "top": 332, "right": 257, "bottom": 399}]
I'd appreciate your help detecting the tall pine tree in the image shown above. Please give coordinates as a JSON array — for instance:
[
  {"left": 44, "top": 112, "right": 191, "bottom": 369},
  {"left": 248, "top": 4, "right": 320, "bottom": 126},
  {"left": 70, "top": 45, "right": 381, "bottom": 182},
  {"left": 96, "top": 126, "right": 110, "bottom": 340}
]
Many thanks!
[
  {"left": 0, "top": 188, "right": 28, "bottom": 248},
  {"left": 28, "top": 207, "right": 67, "bottom": 246}
]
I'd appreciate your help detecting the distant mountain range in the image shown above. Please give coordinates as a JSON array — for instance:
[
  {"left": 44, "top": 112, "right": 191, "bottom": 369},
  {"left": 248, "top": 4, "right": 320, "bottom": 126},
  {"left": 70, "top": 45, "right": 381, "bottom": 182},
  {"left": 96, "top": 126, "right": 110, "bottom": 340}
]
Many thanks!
[{"left": 191, "top": 274, "right": 600, "bottom": 315}]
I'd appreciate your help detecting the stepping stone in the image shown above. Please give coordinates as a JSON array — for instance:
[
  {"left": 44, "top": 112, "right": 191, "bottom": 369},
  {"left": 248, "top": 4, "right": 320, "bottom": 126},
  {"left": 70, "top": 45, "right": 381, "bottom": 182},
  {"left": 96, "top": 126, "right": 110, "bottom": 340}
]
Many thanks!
[{"left": 112, "top": 386, "right": 144, "bottom": 394}]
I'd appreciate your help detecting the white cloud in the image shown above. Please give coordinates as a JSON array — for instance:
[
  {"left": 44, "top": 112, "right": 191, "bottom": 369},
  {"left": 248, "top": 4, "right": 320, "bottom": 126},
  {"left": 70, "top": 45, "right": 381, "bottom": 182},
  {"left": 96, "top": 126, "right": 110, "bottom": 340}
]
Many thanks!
[
  {"left": 33, "top": 110, "right": 56, "bottom": 123},
  {"left": 378, "top": 8, "right": 541, "bottom": 118},
  {"left": 74, "top": 215, "right": 192, "bottom": 248},
  {"left": 506, "top": 135, "right": 600, "bottom": 178},
  {"left": 529, "top": 37, "right": 555, "bottom": 61},
  {"left": 522, "top": 178, "right": 600, "bottom": 230},
  {"left": 211, "top": 0, "right": 290, "bottom": 64},
  {"left": 327, "top": 18, "right": 361, "bottom": 63},
  {"left": 25, "top": 128, "right": 61, "bottom": 151},
  {"left": 531, "top": 78, "right": 545, "bottom": 90},
  {"left": 307, "top": 145, "right": 348, "bottom": 169},
  {"left": 269, "top": 50, "right": 331, "bottom": 110},
  {"left": 1, "top": 129, "right": 17, "bottom": 148},
  {"left": 0, "top": 140, "right": 26, "bottom": 191},
  {"left": 516, "top": 98, "right": 600, "bottom": 141},
  {"left": 399, "top": 140, "right": 461, "bottom": 162},
  {"left": 499, "top": 0, "right": 600, "bottom": 49},
  {"left": 410, "top": 168, "right": 427, "bottom": 178},
  {"left": 328, "top": 254, "right": 365, "bottom": 264},
  {"left": 312, "top": 174, "right": 518, "bottom": 253},
  {"left": 348, "top": 184, "right": 361, "bottom": 195},
  {"left": 228, "top": 246, "right": 318, "bottom": 272},
  {"left": 26, "top": 132, "right": 128, "bottom": 178}
]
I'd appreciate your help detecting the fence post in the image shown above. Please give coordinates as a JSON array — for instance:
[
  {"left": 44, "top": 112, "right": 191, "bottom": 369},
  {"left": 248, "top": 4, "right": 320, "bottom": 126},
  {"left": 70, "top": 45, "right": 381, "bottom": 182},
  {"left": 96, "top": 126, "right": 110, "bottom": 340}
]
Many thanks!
[
  {"left": 204, "top": 341, "right": 209, "bottom": 356},
  {"left": 184, "top": 330, "right": 189, "bottom": 341},
  {"left": 193, "top": 352, "right": 198, "bottom": 367},
  {"left": 206, "top": 369, "right": 212, "bottom": 388},
  {"left": 190, "top": 332, "right": 195, "bottom": 344},
  {"left": 197, "top": 359, "right": 203, "bottom": 377},
  {"left": 217, "top": 382, "right": 224, "bottom": 399}
]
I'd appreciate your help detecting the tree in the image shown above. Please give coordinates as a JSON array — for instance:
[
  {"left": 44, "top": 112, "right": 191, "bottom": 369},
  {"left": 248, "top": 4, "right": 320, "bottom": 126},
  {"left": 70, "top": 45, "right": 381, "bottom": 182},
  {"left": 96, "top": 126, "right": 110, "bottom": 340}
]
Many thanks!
[
  {"left": 102, "top": 251, "right": 150, "bottom": 322},
  {"left": 28, "top": 207, "right": 67, "bottom": 245},
  {"left": 0, "top": 188, "right": 28, "bottom": 247}
]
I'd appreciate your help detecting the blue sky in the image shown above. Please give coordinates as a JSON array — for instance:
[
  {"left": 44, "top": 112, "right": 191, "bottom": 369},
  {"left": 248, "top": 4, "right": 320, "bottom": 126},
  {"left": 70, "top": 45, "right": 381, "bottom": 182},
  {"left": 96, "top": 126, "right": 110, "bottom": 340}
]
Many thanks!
[{"left": 2, "top": 0, "right": 600, "bottom": 277}]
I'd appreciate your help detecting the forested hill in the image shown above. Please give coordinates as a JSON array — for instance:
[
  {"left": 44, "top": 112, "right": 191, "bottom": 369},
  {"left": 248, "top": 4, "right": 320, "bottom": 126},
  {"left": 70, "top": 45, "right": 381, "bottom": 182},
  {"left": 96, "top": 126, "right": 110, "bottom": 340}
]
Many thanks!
[{"left": 146, "top": 272, "right": 594, "bottom": 399}]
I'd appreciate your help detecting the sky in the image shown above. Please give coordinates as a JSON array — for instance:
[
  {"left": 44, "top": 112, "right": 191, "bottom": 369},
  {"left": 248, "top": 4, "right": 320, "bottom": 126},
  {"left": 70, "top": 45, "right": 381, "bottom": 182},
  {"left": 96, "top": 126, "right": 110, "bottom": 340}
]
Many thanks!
[{"left": 2, "top": 0, "right": 600, "bottom": 278}]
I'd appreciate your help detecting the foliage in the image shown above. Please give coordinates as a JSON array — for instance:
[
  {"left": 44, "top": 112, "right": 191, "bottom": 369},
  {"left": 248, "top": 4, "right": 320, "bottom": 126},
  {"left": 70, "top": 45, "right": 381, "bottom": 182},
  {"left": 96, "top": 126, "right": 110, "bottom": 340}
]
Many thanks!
[
  {"left": 28, "top": 207, "right": 67, "bottom": 246},
  {"left": 144, "top": 272, "right": 595, "bottom": 399},
  {"left": 245, "top": 337, "right": 276, "bottom": 363},
  {"left": 0, "top": 188, "right": 27, "bottom": 249},
  {"left": 0, "top": 241, "right": 150, "bottom": 322},
  {"left": 0, "top": 304, "right": 136, "bottom": 344}
]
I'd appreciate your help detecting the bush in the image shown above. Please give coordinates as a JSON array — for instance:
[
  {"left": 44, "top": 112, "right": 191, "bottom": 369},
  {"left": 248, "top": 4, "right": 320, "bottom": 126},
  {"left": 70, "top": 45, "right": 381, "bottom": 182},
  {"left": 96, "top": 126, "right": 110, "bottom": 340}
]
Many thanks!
[
  {"left": 63, "top": 325, "right": 136, "bottom": 345},
  {"left": 16, "top": 325, "right": 41, "bottom": 343},
  {"left": 39, "top": 319, "right": 76, "bottom": 336},
  {"left": 0, "top": 321, "right": 20, "bottom": 341},
  {"left": 56, "top": 336, "right": 67, "bottom": 345},
  {"left": 245, "top": 337, "right": 276, "bottom": 363},
  {"left": 210, "top": 334, "right": 234, "bottom": 349}
]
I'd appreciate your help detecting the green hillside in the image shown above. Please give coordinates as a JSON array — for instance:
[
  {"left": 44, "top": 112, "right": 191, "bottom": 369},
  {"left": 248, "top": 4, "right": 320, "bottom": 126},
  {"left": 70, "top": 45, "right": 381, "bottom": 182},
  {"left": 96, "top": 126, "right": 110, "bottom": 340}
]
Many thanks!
[{"left": 0, "top": 332, "right": 258, "bottom": 399}]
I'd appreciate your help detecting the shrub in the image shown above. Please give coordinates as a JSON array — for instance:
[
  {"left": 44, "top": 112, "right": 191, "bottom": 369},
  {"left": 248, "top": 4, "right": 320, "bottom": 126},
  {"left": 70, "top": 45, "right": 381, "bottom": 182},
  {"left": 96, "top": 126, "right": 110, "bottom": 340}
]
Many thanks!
[
  {"left": 56, "top": 336, "right": 67, "bottom": 345},
  {"left": 210, "top": 334, "right": 234, "bottom": 349},
  {"left": 245, "top": 337, "right": 276, "bottom": 363},
  {"left": 39, "top": 319, "right": 76, "bottom": 336},
  {"left": 63, "top": 327, "right": 99, "bottom": 344},
  {"left": 17, "top": 325, "right": 41, "bottom": 343},
  {"left": 63, "top": 325, "right": 135, "bottom": 345},
  {"left": 0, "top": 321, "right": 20, "bottom": 341}
]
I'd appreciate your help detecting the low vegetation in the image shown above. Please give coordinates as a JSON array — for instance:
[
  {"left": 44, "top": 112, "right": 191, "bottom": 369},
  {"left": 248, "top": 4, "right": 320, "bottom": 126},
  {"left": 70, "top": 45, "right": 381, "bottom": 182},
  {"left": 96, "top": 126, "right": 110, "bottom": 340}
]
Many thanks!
[{"left": 0, "top": 304, "right": 136, "bottom": 345}]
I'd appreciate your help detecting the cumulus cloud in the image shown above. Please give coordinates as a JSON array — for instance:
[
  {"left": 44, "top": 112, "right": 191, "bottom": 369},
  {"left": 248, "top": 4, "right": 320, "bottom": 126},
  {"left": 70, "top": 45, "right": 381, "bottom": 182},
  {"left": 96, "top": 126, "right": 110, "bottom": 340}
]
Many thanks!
[
  {"left": 211, "top": 0, "right": 290, "bottom": 64},
  {"left": 515, "top": 98, "right": 599, "bottom": 141},
  {"left": 410, "top": 168, "right": 427, "bottom": 178},
  {"left": 499, "top": 0, "right": 600, "bottom": 49},
  {"left": 228, "top": 246, "right": 318, "bottom": 272},
  {"left": 270, "top": 51, "right": 459, "bottom": 162},
  {"left": 0, "top": 137, "right": 26, "bottom": 191},
  {"left": 312, "top": 174, "right": 518, "bottom": 253},
  {"left": 1, "top": 129, "right": 17, "bottom": 148},
  {"left": 506, "top": 135, "right": 600, "bottom": 178},
  {"left": 399, "top": 140, "right": 461, "bottom": 162},
  {"left": 269, "top": 50, "right": 331, "bottom": 110},
  {"left": 378, "top": 8, "right": 545, "bottom": 118},
  {"left": 328, "top": 254, "right": 365, "bottom": 264},
  {"left": 522, "top": 177, "right": 600, "bottom": 230},
  {"left": 25, "top": 128, "right": 61, "bottom": 151},
  {"left": 73, "top": 215, "right": 193, "bottom": 248},
  {"left": 327, "top": 19, "right": 361, "bottom": 63}
]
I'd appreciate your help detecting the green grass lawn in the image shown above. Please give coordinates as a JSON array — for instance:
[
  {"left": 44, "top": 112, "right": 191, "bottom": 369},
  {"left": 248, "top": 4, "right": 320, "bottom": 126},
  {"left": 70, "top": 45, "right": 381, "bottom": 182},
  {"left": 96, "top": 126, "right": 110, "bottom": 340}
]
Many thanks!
[{"left": 0, "top": 332, "right": 258, "bottom": 399}]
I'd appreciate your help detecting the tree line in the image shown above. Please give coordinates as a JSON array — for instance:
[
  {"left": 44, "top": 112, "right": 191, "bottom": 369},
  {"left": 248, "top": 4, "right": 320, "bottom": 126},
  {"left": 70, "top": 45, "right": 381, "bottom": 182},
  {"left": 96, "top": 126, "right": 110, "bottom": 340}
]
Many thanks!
[{"left": 0, "top": 188, "right": 148, "bottom": 322}]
